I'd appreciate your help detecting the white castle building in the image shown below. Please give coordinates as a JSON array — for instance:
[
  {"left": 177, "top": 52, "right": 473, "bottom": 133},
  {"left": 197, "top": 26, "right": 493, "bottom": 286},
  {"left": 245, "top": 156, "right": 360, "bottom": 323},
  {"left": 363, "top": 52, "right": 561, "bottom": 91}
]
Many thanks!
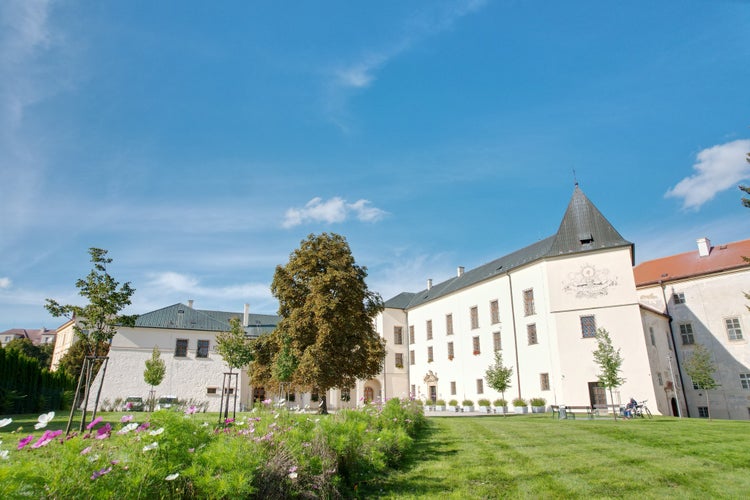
[{"left": 58, "top": 185, "right": 748, "bottom": 418}]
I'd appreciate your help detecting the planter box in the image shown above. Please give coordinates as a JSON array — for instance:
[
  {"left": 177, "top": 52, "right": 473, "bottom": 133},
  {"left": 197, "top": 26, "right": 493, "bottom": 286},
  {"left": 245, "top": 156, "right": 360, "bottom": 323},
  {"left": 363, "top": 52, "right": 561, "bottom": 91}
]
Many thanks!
[
  {"left": 448, "top": 405, "right": 460, "bottom": 412},
  {"left": 462, "top": 405, "right": 474, "bottom": 413},
  {"left": 493, "top": 406, "right": 508, "bottom": 414},
  {"left": 477, "top": 406, "right": 492, "bottom": 413},
  {"left": 513, "top": 406, "right": 529, "bottom": 414},
  {"left": 531, "top": 406, "right": 546, "bottom": 413},
  {"left": 434, "top": 405, "right": 445, "bottom": 411}
]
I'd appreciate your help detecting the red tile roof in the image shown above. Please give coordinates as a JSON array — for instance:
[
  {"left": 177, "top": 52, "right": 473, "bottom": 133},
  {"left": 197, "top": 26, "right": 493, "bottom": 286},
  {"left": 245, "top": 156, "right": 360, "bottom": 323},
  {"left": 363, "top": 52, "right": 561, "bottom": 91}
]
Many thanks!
[{"left": 634, "top": 238, "right": 750, "bottom": 286}]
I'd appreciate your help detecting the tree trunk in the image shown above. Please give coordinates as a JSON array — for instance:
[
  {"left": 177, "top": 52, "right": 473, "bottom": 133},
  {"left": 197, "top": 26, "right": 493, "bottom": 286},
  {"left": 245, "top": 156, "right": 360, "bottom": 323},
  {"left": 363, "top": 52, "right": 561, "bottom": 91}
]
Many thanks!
[
  {"left": 705, "top": 391, "right": 711, "bottom": 420},
  {"left": 318, "top": 393, "right": 328, "bottom": 415},
  {"left": 609, "top": 388, "right": 617, "bottom": 421}
]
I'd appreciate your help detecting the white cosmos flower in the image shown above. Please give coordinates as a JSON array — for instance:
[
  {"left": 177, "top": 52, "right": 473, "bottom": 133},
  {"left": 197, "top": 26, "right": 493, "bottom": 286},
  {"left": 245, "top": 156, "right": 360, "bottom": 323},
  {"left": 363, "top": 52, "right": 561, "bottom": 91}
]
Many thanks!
[
  {"left": 34, "top": 412, "right": 55, "bottom": 430},
  {"left": 0, "top": 450, "right": 9, "bottom": 460},
  {"left": 165, "top": 473, "right": 179, "bottom": 481},
  {"left": 0, "top": 418, "right": 12, "bottom": 428},
  {"left": 149, "top": 427, "right": 165, "bottom": 436},
  {"left": 117, "top": 423, "right": 139, "bottom": 435},
  {"left": 143, "top": 442, "right": 159, "bottom": 452}
]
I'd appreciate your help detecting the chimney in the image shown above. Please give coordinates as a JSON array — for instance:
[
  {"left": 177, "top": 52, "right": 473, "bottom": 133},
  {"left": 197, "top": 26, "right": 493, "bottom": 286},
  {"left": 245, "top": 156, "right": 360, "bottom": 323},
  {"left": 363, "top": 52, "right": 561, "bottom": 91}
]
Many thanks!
[
  {"left": 427, "top": 279, "right": 433, "bottom": 291},
  {"left": 187, "top": 299, "right": 194, "bottom": 308},
  {"left": 457, "top": 266, "right": 464, "bottom": 277},
  {"left": 243, "top": 303, "right": 250, "bottom": 327},
  {"left": 696, "top": 237, "right": 711, "bottom": 257}
]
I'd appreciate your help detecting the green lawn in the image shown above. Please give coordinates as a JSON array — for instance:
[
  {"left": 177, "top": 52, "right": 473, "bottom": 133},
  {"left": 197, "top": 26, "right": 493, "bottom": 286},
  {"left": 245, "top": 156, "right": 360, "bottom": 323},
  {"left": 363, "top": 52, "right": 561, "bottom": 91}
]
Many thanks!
[{"left": 358, "top": 414, "right": 750, "bottom": 499}]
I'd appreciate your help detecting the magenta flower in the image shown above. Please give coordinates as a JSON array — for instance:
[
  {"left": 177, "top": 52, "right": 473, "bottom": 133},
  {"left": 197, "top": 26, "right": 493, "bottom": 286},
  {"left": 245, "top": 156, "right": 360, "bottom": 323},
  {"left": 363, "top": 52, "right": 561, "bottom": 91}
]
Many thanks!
[
  {"left": 32, "top": 430, "right": 63, "bottom": 448},
  {"left": 17, "top": 435, "right": 34, "bottom": 450},
  {"left": 91, "top": 466, "right": 112, "bottom": 480},
  {"left": 95, "top": 423, "right": 112, "bottom": 440},
  {"left": 86, "top": 417, "right": 103, "bottom": 430},
  {"left": 80, "top": 446, "right": 92, "bottom": 455},
  {"left": 136, "top": 422, "right": 150, "bottom": 432},
  {"left": 185, "top": 405, "right": 197, "bottom": 415},
  {"left": 120, "top": 415, "right": 133, "bottom": 423}
]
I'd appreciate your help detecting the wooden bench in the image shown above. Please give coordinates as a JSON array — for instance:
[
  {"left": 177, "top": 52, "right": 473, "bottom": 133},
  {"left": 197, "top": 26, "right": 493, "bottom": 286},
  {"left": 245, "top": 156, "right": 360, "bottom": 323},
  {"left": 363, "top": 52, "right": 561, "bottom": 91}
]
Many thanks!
[
  {"left": 551, "top": 405, "right": 594, "bottom": 419},
  {"left": 593, "top": 404, "right": 622, "bottom": 417}
]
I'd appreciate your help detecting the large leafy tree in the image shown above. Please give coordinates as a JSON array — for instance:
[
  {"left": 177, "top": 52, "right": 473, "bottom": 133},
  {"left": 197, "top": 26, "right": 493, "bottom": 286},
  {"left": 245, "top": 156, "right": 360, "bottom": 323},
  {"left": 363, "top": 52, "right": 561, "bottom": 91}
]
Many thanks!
[
  {"left": 3, "top": 338, "right": 54, "bottom": 369},
  {"left": 44, "top": 247, "right": 135, "bottom": 427},
  {"left": 485, "top": 351, "right": 513, "bottom": 406},
  {"left": 592, "top": 328, "right": 625, "bottom": 420},
  {"left": 143, "top": 346, "right": 166, "bottom": 411},
  {"left": 683, "top": 344, "right": 719, "bottom": 419},
  {"left": 269, "top": 232, "right": 386, "bottom": 414}
]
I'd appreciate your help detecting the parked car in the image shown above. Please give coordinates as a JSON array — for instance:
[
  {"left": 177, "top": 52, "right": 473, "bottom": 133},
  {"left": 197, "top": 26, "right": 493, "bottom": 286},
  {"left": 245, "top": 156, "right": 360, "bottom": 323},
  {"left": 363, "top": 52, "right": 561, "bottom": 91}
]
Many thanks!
[
  {"left": 156, "top": 396, "right": 179, "bottom": 411},
  {"left": 123, "top": 396, "right": 144, "bottom": 412}
]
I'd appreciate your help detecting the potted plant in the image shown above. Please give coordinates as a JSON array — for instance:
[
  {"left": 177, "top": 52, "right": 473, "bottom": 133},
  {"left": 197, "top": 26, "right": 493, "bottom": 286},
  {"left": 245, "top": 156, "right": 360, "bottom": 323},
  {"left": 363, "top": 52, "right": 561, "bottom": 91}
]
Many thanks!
[
  {"left": 477, "top": 398, "right": 491, "bottom": 413},
  {"left": 435, "top": 399, "right": 446, "bottom": 411},
  {"left": 530, "top": 397, "right": 546, "bottom": 413},
  {"left": 462, "top": 399, "right": 474, "bottom": 412},
  {"left": 448, "top": 399, "right": 459, "bottom": 412},
  {"left": 493, "top": 398, "right": 508, "bottom": 414},
  {"left": 512, "top": 397, "right": 528, "bottom": 414}
]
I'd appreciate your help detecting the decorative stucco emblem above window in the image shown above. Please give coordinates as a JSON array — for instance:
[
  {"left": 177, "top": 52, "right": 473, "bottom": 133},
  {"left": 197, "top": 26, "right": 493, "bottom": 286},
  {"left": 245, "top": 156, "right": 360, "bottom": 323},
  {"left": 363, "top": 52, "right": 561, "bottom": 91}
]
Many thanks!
[
  {"left": 563, "top": 263, "right": 617, "bottom": 298},
  {"left": 423, "top": 370, "right": 438, "bottom": 384}
]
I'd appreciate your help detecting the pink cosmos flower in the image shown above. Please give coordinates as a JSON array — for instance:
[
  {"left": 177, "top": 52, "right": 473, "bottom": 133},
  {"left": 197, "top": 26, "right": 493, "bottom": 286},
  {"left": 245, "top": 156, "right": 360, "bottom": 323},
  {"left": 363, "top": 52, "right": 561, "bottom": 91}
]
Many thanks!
[
  {"left": 17, "top": 435, "right": 34, "bottom": 450},
  {"left": 86, "top": 417, "right": 103, "bottom": 430},
  {"left": 91, "top": 466, "right": 112, "bottom": 480},
  {"left": 32, "top": 430, "right": 63, "bottom": 448},
  {"left": 136, "top": 422, "right": 150, "bottom": 432},
  {"left": 80, "top": 446, "right": 92, "bottom": 455},
  {"left": 95, "top": 423, "right": 112, "bottom": 440},
  {"left": 120, "top": 415, "right": 133, "bottom": 423},
  {"left": 185, "top": 405, "right": 197, "bottom": 415}
]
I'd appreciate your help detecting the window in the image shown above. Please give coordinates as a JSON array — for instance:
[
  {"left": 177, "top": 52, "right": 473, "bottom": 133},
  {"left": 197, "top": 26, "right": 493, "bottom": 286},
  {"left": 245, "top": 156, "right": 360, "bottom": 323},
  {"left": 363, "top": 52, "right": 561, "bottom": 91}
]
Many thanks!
[
  {"left": 450, "top": 381, "right": 456, "bottom": 395},
  {"left": 673, "top": 292, "right": 685, "bottom": 304},
  {"left": 527, "top": 324, "right": 538, "bottom": 345},
  {"left": 649, "top": 327, "right": 656, "bottom": 346},
  {"left": 493, "top": 331, "right": 501, "bottom": 352},
  {"left": 692, "top": 381, "right": 701, "bottom": 390},
  {"left": 446, "top": 314, "right": 454, "bottom": 335},
  {"left": 394, "top": 326, "right": 403, "bottom": 345},
  {"left": 470, "top": 306, "right": 479, "bottom": 329},
  {"left": 679, "top": 323, "right": 694, "bottom": 345},
  {"left": 409, "top": 325, "right": 415, "bottom": 344},
  {"left": 197, "top": 340, "right": 210, "bottom": 358},
  {"left": 447, "top": 341, "right": 454, "bottom": 360},
  {"left": 395, "top": 353, "right": 404, "bottom": 369},
  {"left": 427, "top": 346, "right": 434, "bottom": 363},
  {"left": 698, "top": 406, "right": 709, "bottom": 418},
  {"left": 540, "top": 373, "right": 550, "bottom": 391},
  {"left": 476, "top": 379, "right": 484, "bottom": 394},
  {"left": 490, "top": 300, "right": 500, "bottom": 324},
  {"left": 580, "top": 315, "right": 596, "bottom": 338},
  {"left": 657, "top": 372, "right": 663, "bottom": 386},
  {"left": 206, "top": 387, "right": 218, "bottom": 394},
  {"left": 340, "top": 388, "right": 350, "bottom": 402},
  {"left": 175, "top": 339, "right": 188, "bottom": 357},
  {"left": 523, "top": 289, "right": 535, "bottom": 316},
  {"left": 740, "top": 373, "right": 750, "bottom": 390},
  {"left": 726, "top": 318, "right": 743, "bottom": 340},
  {"left": 409, "top": 350, "right": 415, "bottom": 365},
  {"left": 411, "top": 385, "right": 416, "bottom": 397},
  {"left": 426, "top": 320, "right": 433, "bottom": 340},
  {"left": 472, "top": 336, "right": 480, "bottom": 355}
]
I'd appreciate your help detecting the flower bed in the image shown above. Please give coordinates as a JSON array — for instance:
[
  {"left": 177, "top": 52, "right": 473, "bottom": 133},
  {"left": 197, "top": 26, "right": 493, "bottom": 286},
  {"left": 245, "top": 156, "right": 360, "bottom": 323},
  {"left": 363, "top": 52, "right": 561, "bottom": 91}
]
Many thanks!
[{"left": 0, "top": 398, "right": 425, "bottom": 498}]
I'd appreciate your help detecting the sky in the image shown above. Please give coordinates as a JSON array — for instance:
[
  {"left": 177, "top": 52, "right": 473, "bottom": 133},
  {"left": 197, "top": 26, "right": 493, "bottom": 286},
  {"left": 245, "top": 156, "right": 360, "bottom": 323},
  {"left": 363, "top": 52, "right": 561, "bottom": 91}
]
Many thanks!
[{"left": 1, "top": 0, "right": 749, "bottom": 332}]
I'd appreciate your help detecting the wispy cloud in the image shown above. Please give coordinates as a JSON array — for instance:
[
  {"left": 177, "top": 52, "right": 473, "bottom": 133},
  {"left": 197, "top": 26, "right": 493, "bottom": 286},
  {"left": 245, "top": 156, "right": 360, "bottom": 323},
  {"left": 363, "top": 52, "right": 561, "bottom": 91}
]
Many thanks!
[
  {"left": 665, "top": 139, "right": 750, "bottom": 210},
  {"left": 282, "top": 197, "right": 387, "bottom": 228},
  {"left": 324, "top": 0, "right": 486, "bottom": 126},
  {"left": 0, "top": 277, "right": 11, "bottom": 289}
]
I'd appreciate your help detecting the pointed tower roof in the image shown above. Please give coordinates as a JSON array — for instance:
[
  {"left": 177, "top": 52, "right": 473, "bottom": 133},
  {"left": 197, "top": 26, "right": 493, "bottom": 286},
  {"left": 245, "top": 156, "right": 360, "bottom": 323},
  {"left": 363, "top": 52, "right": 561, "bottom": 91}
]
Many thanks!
[{"left": 546, "top": 184, "right": 633, "bottom": 262}]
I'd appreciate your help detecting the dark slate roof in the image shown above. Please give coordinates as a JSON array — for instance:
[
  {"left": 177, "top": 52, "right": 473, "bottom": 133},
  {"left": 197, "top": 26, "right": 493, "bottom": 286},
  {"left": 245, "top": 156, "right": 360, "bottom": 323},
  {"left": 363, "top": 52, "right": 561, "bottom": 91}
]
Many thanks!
[
  {"left": 134, "top": 303, "right": 279, "bottom": 338},
  {"left": 384, "top": 185, "right": 633, "bottom": 310}
]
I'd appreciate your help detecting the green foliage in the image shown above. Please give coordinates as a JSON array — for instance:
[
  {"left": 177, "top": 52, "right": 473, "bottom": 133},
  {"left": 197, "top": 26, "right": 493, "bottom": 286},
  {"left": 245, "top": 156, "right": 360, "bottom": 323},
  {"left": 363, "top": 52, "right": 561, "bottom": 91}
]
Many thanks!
[
  {"left": 268, "top": 233, "right": 386, "bottom": 412},
  {"left": 512, "top": 397, "right": 527, "bottom": 407},
  {"left": 593, "top": 328, "right": 625, "bottom": 420},
  {"left": 462, "top": 399, "right": 474, "bottom": 406},
  {"left": 215, "top": 317, "right": 254, "bottom": 372},
  {"left": 435, "top": 399, "right": 446, "bottom": 406},
  {"left": 493, "top": 398, "right": 507, "bottom": 407},
  {"left": 530, "top": 397, "right": 546, "bottom": 407},
  {"left": 684, "top": 344, "right": 719, "bottom": 418},
  {"left": 45, "top": 247, "right": 136, "bottom": 355},
  {"left": 485, "top": 351, "right": 513, "bottom": 402},
  {"left": 143, "top": 346, "right": 166, "bottom": 389},
  {"left": 3, "top": 338, "right": 54, "bottom": 369},
  {"left": 0, "top": 347, "right": 74, "bottom": 413},
  {"left": 0, "top": 398, "right": 425, "bottom": 498},
  {"left": 477, "top": 399, "right": 491, "bottom": 407},
  {"left": 448, "top": 399, "right": 458, "bottom": 406}
]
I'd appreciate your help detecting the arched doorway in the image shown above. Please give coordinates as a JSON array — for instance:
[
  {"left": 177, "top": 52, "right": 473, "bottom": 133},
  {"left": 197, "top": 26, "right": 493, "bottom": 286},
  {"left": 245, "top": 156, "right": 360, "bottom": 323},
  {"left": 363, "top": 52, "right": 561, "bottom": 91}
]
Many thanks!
[
  {"left": 364, "top": 386, "right": 374, "bottom": 403},
  {"left": 671, "top": 397, "right": 679, "bottom": 416}
]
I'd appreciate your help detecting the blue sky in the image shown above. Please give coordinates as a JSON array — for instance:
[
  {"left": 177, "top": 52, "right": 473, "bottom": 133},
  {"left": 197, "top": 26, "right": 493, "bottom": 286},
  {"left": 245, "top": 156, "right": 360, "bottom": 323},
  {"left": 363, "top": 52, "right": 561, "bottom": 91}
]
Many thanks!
[{"left": 1, "top": 0, "right": 749, "bottom": 332}]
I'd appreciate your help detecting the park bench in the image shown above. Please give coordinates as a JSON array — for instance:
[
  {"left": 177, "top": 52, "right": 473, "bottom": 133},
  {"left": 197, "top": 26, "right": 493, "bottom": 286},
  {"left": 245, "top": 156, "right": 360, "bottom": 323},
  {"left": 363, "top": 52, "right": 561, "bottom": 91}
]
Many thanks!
[
  {"left": 593, "top": 404, "right": 622, "bottom": 417},
  {"left": 550, "top": 405, "right": 594, "bottom": 419}
]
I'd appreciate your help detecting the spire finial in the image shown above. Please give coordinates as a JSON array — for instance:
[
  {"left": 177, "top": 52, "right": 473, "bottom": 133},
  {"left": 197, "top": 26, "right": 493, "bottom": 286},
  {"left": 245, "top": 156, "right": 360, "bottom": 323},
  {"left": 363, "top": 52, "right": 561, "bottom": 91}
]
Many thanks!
[{"left": 572, "top": 168, "right": 578, "bottom": 188}]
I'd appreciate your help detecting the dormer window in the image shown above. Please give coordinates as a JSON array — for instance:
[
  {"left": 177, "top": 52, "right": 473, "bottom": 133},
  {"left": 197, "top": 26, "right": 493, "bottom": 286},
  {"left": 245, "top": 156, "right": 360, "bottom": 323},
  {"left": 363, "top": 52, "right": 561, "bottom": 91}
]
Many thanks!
[{"left": 579, "top": 233, "right": 594, "bottom": 248}]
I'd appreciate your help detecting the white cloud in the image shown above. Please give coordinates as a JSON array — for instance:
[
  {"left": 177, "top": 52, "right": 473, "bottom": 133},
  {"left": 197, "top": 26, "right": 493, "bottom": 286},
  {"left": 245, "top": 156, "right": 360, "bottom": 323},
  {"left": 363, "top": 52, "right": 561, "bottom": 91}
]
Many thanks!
[
  {"left": 665, "top": 139, "right": 750, "bottom": 210},
  {"left": 282, "top": 197, "right": 387, "bottom": 228},
  {"left": 0, "top": 277, "right": 11, "bottom": 289},
  {"left": 145, "top": 272, "right": 270, "bottom": 302}
]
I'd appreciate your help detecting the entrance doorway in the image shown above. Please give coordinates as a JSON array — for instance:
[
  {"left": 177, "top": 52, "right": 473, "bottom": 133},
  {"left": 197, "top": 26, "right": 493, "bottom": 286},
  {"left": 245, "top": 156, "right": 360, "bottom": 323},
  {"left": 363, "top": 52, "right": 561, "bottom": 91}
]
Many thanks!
[
  {"left": 364, "top": 386, "right": 374, "bottom": 403},
  {"left": 671, "top": 397, "right": 679, "bottom": 416},
  {"left": 429, "top": 385, "right": 437, "bottom": 403},
  {"left": 588, "top": 382, "right": 607, "bottom": 407},
  {"left": 253, "top": 386, "right": 265, "bottom": 403}
]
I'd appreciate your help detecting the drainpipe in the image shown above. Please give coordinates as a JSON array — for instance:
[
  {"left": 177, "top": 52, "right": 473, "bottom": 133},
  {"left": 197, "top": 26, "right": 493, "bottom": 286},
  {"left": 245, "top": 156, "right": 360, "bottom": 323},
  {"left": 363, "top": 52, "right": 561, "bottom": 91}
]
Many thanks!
[
  {"left": 508, "top": 273, "right": 522, "bottom": 399},
  {"left": 660, "top": 281, "right": 690, "bottom": 417}
]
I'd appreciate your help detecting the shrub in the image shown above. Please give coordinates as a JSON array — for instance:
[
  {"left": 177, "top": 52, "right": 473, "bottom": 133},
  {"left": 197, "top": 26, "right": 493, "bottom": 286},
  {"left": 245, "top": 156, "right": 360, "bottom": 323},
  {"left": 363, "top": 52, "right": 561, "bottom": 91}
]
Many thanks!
[
  {"left": 513, "top": 397, "right": 527, "bottom": 407},
  {"left": 478, "top": 399, "right": 491, "bottom": 407},
  {"left": 435, "top": 399, "right": 446, "bottom": 406},
  {"left": 530, "top": 397, "right": 546, "bottom": 407},
  {"left": 448, "top": 399, "right": 458, "bottom": 406},
  {"left": 493, "top": 398, "right": 508, "bottom": 407},
  {"left": 462, "top": 400, "right": 474, "bottom": 406}
]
